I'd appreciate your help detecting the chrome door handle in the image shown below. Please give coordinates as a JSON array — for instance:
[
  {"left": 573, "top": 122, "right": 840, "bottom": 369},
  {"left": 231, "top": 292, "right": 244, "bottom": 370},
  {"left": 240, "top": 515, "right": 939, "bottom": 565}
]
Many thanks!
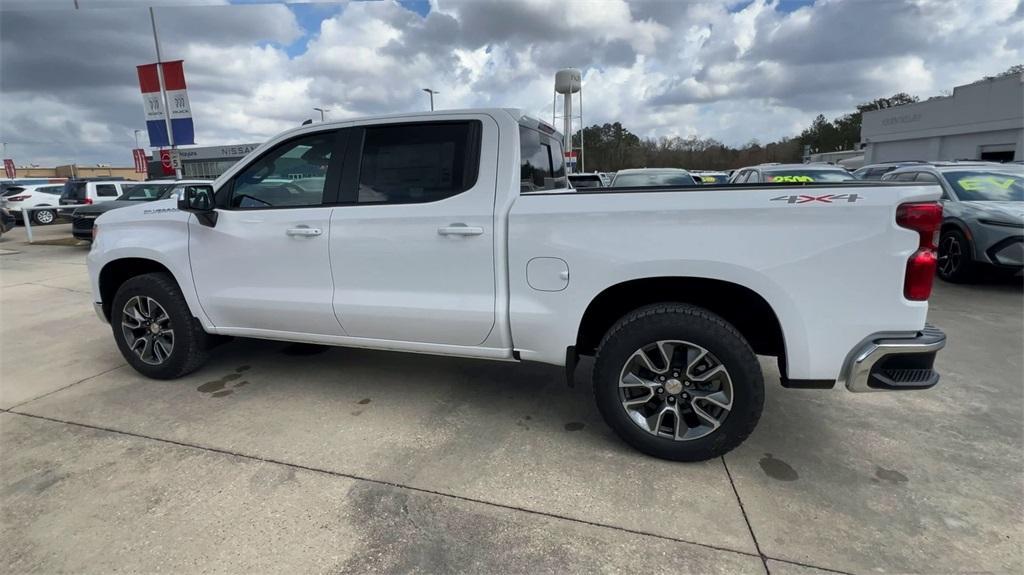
[
  {"left": 438, "top": 223, "right": 484, "bottom": 236},
  {"left": 286, "top": 226, "right": 322, "bottom": 237}
]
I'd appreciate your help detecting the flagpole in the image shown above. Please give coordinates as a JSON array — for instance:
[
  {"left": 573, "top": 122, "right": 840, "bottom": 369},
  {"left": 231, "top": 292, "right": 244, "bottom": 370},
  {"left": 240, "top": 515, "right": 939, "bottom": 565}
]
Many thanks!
[{"left": 150, "top": 6, "right": 181, "bottom": 179}]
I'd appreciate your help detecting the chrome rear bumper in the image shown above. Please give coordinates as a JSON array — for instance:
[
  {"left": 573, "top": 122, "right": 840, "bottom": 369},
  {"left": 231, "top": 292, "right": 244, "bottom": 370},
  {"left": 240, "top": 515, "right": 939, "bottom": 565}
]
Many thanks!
[{"left": 840, "top": 325, "right": 946, "bottom": 392}]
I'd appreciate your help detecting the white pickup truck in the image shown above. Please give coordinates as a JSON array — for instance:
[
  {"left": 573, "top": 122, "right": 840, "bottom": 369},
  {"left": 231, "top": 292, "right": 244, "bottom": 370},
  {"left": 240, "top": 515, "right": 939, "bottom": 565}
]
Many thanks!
[{"left": 87, "top": 109, "right": 946, "bottom": 461}]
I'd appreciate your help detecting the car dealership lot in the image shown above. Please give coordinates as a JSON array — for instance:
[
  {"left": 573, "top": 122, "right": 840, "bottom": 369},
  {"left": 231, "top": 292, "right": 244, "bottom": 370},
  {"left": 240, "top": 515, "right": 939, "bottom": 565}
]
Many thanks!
[{"left": 1, "top": 224, "right": 1021, "bottom": 574}]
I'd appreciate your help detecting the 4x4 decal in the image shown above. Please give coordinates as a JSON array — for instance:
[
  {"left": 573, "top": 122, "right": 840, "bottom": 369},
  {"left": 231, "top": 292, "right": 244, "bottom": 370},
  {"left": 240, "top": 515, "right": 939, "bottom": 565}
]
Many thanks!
[{"left": 771, "top": 193, "right": 861, "bottom": 204}]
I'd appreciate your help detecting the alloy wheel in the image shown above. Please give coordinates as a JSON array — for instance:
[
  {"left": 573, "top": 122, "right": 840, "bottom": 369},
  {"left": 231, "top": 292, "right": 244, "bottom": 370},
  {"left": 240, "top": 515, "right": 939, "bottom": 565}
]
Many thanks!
[
  {"left": 35, "top": 210, "right": 55, "bottom": 224},
  {"left": 618, "top": 340, "right": 733, "bottom": 441},
  {"left": 938, "top": 235, "right": 962, "bottom": 277},
  {"left": 121, "top": 295, "right": 175, "bottom": 365}
]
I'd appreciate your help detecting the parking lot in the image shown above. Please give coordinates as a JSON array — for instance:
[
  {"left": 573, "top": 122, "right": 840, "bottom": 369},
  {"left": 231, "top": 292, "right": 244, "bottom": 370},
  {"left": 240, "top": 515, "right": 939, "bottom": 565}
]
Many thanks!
[{"left": 1, "top": 222, "right": 1021, "bottom": 574}]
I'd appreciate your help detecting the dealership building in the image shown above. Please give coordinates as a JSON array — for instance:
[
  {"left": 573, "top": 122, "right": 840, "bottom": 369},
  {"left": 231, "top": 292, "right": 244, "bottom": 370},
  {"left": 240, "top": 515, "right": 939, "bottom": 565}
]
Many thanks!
[
  {"left": 860, "top": 73, "right": 1023, "bottom": 164},
  {"left": 146, "top": 142, "right": 260, "bottom": 179}
]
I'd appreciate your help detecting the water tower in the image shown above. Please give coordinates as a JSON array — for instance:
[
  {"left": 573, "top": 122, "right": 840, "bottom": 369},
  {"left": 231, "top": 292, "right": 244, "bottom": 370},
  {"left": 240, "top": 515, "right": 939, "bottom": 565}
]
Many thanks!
[{"left": 553, "top": 68, "right": 583, "bottom": 173}]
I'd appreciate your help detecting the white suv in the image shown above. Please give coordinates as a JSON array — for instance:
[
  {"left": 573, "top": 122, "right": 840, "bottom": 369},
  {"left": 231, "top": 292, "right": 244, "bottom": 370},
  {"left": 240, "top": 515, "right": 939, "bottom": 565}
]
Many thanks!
[
  {"left": 58, "top": 180, "right": 132, "bottom": 210},
  {"left": 1, "top": 183, "right": 64, "bottom": 224}
]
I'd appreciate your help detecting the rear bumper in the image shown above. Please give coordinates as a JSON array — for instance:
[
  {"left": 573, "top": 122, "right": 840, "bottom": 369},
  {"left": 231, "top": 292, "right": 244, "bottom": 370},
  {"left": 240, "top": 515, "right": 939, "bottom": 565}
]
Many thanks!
[{"left": 839, "top": 325, "right": 946, "bottom": 392}]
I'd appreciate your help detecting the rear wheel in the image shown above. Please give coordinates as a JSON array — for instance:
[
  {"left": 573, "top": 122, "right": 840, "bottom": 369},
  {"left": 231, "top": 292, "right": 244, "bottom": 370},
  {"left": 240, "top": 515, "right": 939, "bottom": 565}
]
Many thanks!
[
  {"left": 111, "top": 272, "right": 211, "bottom": 379},
  {"left": 593, "top": 304, "right": 764, "bottom": 462},
  {"left": 32, "top": 208, "right": 55, "bottom": 225},
  {"left": 938, "top": 229, "right": 975, "bottom": 283}
]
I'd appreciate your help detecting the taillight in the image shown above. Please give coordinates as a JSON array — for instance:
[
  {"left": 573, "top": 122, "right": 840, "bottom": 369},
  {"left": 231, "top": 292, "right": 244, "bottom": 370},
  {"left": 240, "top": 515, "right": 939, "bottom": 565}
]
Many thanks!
[
  {"left": 6, "top": 195, "right": 28, "bottom": 202},
  {"left": 896, "top": 202, "right": 942, "bottom": 301},
  {"left": 83, "top": 198, "right": 93, "bottom": 205}
]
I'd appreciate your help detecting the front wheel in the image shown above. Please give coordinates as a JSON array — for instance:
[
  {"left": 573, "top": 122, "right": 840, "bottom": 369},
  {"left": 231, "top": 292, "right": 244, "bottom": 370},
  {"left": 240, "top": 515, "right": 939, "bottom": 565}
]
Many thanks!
[
  {"left": 593, "top": 304, "right": 764, "bottom": 462},
  {"left": 111, "top": 272, "right": 211, "bottom": 379}
]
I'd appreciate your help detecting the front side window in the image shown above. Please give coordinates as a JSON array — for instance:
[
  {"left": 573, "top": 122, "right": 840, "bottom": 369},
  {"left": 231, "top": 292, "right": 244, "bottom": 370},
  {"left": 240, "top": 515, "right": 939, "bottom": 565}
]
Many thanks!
[
  {"left": 230, "top": 132, "right": 335, "bottom": 208},
  {"left": 520, "top": 126, "right": 567, "bottom": 192},
  {"left": 39, "top": 185, "right": 63, "bottom": 195},
  {"left": 357, "top": 121, "right": 480, "bottom": 204},
  {"left": 96, "top": 184, "right": 119, "bottom": 197}
]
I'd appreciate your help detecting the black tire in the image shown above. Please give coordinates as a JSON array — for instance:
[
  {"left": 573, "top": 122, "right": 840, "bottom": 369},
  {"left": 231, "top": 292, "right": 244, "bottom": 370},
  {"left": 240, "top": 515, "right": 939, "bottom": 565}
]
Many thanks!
[
  {"left": 32, "top": 207, "right": 56, "bottom": 225},
  {"left": 937, "top": 228, "right": 975, "bottom": 283},
  {"left": 593, "top": 304, "right": 764, "bottom": 462},
  {"left": 110, "top": 272, "right": 211, "bottom": 379}
]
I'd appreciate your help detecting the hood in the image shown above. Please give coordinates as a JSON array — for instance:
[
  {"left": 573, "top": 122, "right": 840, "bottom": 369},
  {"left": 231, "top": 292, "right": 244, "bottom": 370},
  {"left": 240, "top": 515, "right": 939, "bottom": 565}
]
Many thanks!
[
  {"left": 95, "top": 197, "right": 185, "bottom": 226},
  {"left": 961, "top": 201, "right": 1024, "bottom": 222}
]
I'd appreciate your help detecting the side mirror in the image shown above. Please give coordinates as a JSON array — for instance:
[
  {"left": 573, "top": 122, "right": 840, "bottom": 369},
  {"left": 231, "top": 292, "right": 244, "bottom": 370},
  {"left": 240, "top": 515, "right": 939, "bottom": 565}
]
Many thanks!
[{"left": 178, "top": 184, "right": 218, "bottom": 227}]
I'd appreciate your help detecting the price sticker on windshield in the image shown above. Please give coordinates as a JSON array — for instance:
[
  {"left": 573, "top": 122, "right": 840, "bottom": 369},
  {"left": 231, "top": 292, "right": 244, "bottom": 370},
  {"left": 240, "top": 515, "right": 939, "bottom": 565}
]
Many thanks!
[
  {"left": 768, "top": 175, "right": 815, "bottom": 183},
  {"left": 700, "top": 176, "right": 717, "bottom": 183},
  {"left": 958, "top": 176, "right": 1016, "bottom": 191}
]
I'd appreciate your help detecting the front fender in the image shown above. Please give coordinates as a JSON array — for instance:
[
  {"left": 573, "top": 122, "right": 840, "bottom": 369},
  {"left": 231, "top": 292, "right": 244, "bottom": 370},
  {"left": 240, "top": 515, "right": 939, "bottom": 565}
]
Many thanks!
[{"left": 87, "top": 209, "right": 212, "bottom": 329}]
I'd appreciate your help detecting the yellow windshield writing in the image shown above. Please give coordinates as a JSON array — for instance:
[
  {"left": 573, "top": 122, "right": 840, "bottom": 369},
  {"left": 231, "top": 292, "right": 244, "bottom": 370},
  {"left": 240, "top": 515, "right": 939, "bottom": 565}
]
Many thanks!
[
  {"left": 769, "top": 175, "right": 815, "bottom": 183},
  {"left": 700, "top": 176, "right": 717, "bottom": 183},
  {"left": 958, "top": 177, "right": 1016, "bottom": 191}
]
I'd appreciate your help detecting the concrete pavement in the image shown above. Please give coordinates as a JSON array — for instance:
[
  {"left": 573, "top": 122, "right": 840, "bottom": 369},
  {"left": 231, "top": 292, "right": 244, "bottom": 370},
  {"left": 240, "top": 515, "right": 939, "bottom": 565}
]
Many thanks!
[{"left": 1, "top": 223, "right": 1021, "bottom": 573}]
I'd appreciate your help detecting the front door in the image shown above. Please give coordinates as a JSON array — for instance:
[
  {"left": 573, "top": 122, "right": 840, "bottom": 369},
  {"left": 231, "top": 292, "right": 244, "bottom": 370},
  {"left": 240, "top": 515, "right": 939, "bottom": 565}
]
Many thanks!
[
  {"left": 329, "top": 117, "right": 498, "bottom": 346},
  {"left": 189, "top": 129, "right": 347, "bottom": 336}
]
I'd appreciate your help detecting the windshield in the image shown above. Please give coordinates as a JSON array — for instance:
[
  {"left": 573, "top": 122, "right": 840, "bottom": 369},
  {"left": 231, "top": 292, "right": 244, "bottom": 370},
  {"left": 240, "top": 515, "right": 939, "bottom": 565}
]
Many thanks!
[
  {"left": 569, "top": 175, "right": 603, "bottom": 188},
  {"left": 764, "top": 170, "right": 855, "bottom": 183},
  {"left": 120, "top": 183, "right": 171, "bottom": 201},
  {"left": 944, "top": 170, "right": 1024, "bottom": 202},
  {"left": 612, "top": 172, "right": 696, "bottom": 187}
]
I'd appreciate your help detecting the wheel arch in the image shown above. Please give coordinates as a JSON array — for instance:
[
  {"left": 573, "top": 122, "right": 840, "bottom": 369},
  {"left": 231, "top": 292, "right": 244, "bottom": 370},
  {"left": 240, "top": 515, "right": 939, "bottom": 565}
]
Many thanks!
[
  {"left": 576, "top": 276, "right": 787, "bottom": 367},
  {"left": 98, "top": 258, "right": 185, "bottom": 322}
]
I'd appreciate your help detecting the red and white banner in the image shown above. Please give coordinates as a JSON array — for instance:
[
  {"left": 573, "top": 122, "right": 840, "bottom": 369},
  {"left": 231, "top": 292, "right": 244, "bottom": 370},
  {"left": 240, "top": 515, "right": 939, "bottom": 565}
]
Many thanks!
[
  {"left": 159, "top": 149, "right": 175, "bottom": 176},
  {"left": 132, "top": 149, "right": 148, "bottom": 174},
  {"left": 3, "top": 159, "right": 15, "bottom": 179},
  {"left": 137, "top": 60, "right": 194, "bottom": 147}
]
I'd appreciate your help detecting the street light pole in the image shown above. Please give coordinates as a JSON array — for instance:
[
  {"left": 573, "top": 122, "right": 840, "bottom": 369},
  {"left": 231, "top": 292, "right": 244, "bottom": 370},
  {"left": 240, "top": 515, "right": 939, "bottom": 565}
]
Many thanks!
[
  {"left": 313, "top": 107, "right": 329, "bottom": 122},
  {"left": 422, "top": 88, "right": 439, "bottom": 111},
  {"left": 149, "top": 6, "right": 181, "bottom": 179}
]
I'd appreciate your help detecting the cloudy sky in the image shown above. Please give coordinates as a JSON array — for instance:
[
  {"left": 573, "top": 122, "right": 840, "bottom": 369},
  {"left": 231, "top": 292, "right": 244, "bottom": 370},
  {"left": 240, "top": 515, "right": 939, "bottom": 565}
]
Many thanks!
[{"left": 1, "top": 0, "right": 1021, "bottom": 166}]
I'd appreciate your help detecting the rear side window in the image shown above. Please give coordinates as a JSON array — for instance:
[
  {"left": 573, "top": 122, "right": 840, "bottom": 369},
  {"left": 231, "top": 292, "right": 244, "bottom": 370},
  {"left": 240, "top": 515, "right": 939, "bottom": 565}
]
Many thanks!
[
  {"left": 1, "top": 187, "right": 25, "bottom": 197},
  {"left": 520, "top": 126, "right": 567, "bottom": 192},
  {"left": 894, "top": 172, "right": 918, "bottom": 182},
  {"left": 357, "top": 121, "right": 481, "bottom": 204},
  {"left": 568, "top": 175, "right": 603, "bottom": 188},
  {"left": 96, "top": 184, "right": 119, "bottom": 197},
  {"left": 62, "top": 181, "right": 87, "bottom": 199}
]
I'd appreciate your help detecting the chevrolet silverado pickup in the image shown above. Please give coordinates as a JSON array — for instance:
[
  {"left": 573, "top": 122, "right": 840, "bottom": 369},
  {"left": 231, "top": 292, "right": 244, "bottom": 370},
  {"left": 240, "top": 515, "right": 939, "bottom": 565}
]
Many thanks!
[{"left": 87, "top": 109, "right": 947, "bottom": 461}]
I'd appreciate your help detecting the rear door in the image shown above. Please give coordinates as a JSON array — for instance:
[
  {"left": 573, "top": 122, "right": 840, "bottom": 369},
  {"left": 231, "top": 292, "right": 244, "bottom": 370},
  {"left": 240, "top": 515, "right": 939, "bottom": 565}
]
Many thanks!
[
  {"left": 189, "top": 128, "right": 348, "bottom": 336},
  {"left": 328, "top": 115, "right": 498, "bottom": 346}
]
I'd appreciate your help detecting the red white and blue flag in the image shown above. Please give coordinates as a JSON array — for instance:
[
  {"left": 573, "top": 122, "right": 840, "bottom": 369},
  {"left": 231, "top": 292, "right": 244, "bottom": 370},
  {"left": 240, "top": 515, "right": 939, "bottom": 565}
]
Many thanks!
[{"left": 137, "top": 61, "right": 194, "bottom": 147}]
